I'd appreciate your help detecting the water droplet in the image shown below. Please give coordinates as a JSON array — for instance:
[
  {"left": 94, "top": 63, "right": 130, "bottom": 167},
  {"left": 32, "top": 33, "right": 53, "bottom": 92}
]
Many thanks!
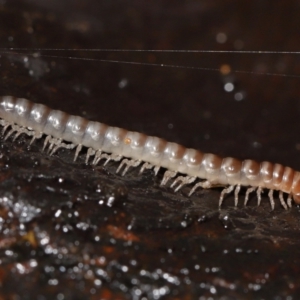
[
  {"left": 224, "top": 82, "right": 234, "bottom": 92},
  {"left": 234, "top": 91, "right": 244, "bottom": 101},
  {"left": 181, "top": 220, "right": 188, "bottom": 227},
  {"left": 197, "top": 214, "right": 208, "bottom": 223},
  {"left": 106, "top": 196, "right": 115, "bottom": 207},
  {"left": 216, "top": 32, "right": 227, "bottom": 44},
  {"left": 118, "top": 78, "right": 128, "bottom": 89},
  {"left": 219, "top": 214, "right": 234, "bottom": 229}
]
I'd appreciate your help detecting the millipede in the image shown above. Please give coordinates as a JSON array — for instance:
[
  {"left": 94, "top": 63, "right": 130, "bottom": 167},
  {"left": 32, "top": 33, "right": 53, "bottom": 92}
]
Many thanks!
[{"left": 0, "top": 95, "right": 299, "bottom": 210}]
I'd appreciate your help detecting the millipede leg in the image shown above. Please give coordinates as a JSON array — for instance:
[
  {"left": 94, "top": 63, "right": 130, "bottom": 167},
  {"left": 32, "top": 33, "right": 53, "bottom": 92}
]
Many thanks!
[
  {"left": 188, "top": 180, "right": 212, "bottom": 196},
  {"left": 49, "top": 145, "right": 60, "bottom": 156},
  {"left": 287, "top": 194, "right": 293, "bottom": 208},
  {"left": 48, "top": 138, "right": 60, "bottom": 152},
  {"left": 188, "top": 183, "right": 201, "bottom": 196},
  {"left": 48, "top": 138, "right": 62, "bottom": 154},
  {"left": 153, "top": 166, "right": 160, "bottom": 175},
  {"left": 12, "top": 126, "right": 26, "bottom": 141},
  {"left": 4, "top": 124, "right": 41, "bottom": 144},
  {"left": 139, "top": 162, "right": 153, "bottom": 174},
  {"left": 93, "top": 153, "right": 122, "bottom": 166},
  {"left": 171, "top": 176, "right": 196, "bottom": 192},
  {"left": 92, "top": 150, "right": 102, "bottom": 165},
  {"left": 74, "top": 144, "right": 82, "bottom": 162},
  {"left": 123, "top": 159, "right": 141, "bottom": 176},
  {"left": 256, "top": 187, "right": 263, "bottom": 206},
  {"left": 103, "top": 154, "right": 122, "bottom": 166},
  {"left": 244, "top": 187, "right": 255, "bottom": 206},
  {"left": 268, "top": 190, "right": 275, "bottom": 210},
  {"left": 30, "top": 136, "right": 35, "bottom": 145},
  {"left": 116, "top": 159, "right": 141, "bottom": 176},
  {"left": 86, "top": 148, "right": 96, "bottom": 164},
  {"left": 99, "top": 153, "right": 110, "bottom": 165},
  {"left": 234, "top": 185, "right": 241, "bottom": 207},
  {"left": 219, "top": 185, "right": 234, "bottom": 207},
  {"left": 0, "top": 119, "right": 9, "bottom": 130},
  {"left": 4, "top": 125, "right": 18, "bottom": 140},
  {"left": 12, "top": 126, "right": 36, "bottom": 141},
  {"left": 161, "top": 170, "right": 177, "bottom": 186},
  {"left": 43, "top": 135, "right": 52, "bottom": 151},
  {"left": 2, "top": 122, "right": 11, "bottom": 135},
  {"left": 279, "top": 191, "right": 288, "bottom": 210},
  {"left": 30, "top": 132, "right": 42, "bottom": 145},
  {"left": 49, "top": 139, "right": 76, "bottom": 156}
]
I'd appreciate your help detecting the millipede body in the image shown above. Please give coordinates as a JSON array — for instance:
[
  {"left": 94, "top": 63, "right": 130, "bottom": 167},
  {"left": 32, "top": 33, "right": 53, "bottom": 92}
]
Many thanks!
[{"left": 1, "top": 95, "right": 299, "bottom": 210}]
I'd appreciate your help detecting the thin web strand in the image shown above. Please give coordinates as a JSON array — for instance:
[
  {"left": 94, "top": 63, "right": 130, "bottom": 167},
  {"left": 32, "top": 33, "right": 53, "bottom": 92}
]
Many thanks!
[
  {"left": 1, "top": 48, "right": 300, "bottom": 54},
  {"left": 1, "top": 51, "right": 300, "bottom": 78}
]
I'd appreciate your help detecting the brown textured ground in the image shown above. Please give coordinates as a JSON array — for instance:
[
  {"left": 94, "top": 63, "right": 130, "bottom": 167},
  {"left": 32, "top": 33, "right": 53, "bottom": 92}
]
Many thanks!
[{"left": 0, "top": 0, "right": 300, "bottom": 299}]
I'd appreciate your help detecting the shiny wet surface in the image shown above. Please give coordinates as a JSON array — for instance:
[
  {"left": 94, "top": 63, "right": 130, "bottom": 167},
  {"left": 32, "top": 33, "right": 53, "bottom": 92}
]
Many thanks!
[{"left": 0, "top": 0, "right": 300, "bottom": 299}]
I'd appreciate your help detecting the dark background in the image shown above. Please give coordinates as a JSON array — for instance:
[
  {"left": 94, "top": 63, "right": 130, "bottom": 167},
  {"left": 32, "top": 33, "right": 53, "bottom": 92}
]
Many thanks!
[{"left": 0, "top": 0, "right": 300, "bottom": 299}]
